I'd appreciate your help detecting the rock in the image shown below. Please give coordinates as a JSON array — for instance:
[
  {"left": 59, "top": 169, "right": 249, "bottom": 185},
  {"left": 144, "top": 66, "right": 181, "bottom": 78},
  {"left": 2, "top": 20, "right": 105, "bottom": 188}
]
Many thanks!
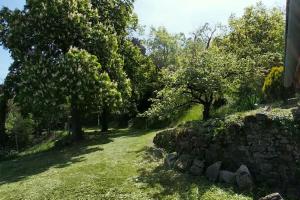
[
  {"left": 205, "top": 161, "right": 222, "bottom": 182},
  {"left": 189, "top": 159, "right": 205, "bottom": 176},
  {"left": 259, "top": 193, "right": 284, "bottom": 200},
  {"left": 174, "top": 154, "right": 193, "bottom": 172},
  {"left": 178, "top": 141, "right": 191, "bottom": 153},
  {"left": 219, "top": 170, "right": 236, "bottom": 184},
  {"left": 164, "top": 152, "right": 178, "bottom": 168},
  {"left": 236, "top": 165, "right": 253, "bottom": 191},
  {"left": 149, "top": 147, "right": 165, "bottom": 159}
]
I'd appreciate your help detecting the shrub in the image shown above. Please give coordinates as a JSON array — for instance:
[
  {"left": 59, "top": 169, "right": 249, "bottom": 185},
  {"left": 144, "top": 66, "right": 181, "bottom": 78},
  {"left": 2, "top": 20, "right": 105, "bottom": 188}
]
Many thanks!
[
  {"left": 262, "top": 66, "right": 285, "bottom": 101},
  {"left": 6, "top": 104, "right": 36, "bottom": 149}
]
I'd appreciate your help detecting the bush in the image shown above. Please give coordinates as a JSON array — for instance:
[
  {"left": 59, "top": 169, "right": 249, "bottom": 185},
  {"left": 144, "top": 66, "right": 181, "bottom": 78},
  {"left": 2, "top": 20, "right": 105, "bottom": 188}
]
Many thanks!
[
  {"left": 6, "top": 104, "right": 36, "bottom": 149},
  {"left": 262, "top": 66, "right": 285, "bottom": 101}
]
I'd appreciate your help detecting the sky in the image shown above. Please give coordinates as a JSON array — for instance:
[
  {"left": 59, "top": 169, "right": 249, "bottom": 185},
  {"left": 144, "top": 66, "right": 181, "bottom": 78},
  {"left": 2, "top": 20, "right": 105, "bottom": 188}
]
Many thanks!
[{"left": 0, "top": 0, "right": 285, "bottom": 83}]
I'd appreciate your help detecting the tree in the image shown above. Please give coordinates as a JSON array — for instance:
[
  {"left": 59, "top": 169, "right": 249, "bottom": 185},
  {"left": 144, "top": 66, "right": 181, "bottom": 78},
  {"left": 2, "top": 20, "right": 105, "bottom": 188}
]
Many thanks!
[
  {"left": 144, "top": 47, "right": 238, "bottom": 120},
  {"left": 146, "top": 27, "right": 184, "bottom": 69},
  {"left": 66, "top": 49, "right": 121, "bottom": 138},
  {"left": 91, "top": 0, "right": 136, "bottom": 38},
  {"left": 121, "top": 40, "right": 157, "bottom": 114},
  {"left": 218, "top": 2, "right": 285, "bottom": 69},
  {"left": 0, "top": 0, "right": 131, "bottom": 139},
  {"left": 143, "top": 24, "right": 239, "bottom": 121},
  {"left": 216, "top": 2, "right": 285, "bottom": 109}
]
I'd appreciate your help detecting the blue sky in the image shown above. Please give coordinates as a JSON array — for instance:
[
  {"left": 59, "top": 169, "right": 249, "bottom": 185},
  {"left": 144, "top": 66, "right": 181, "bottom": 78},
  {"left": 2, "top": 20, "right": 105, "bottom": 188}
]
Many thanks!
[{"left": 0, "top": 0, "right": 285, "bottom": 82}]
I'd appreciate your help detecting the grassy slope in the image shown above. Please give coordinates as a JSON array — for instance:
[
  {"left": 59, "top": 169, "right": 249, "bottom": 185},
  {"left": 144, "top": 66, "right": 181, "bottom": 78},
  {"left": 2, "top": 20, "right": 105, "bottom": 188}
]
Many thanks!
[
  {"left": 0, "top": 129, "right": 251, "bottom": 200},
  {"left": 174, "top": 105, "right": 203, "bottom": 126}
]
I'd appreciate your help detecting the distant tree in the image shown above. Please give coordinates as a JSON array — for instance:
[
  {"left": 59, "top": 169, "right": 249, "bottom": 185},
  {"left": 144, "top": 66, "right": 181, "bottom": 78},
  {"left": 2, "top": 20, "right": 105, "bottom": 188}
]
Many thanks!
[
  {"left": 146, "top": 27, "right": 184, "bottom": 69},
  {"left": 131, "top": 37, "right": 146, "bottom": 55}
]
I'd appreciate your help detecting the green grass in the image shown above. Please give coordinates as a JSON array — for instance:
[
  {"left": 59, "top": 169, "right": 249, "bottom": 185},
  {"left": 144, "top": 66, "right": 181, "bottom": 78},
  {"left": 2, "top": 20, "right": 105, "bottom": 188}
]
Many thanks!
[
  {"left": 175, "top": 105, "right": 203, "bottom": 126},
  {"left": 18, "top": 131, "right": 67, "bottom": 157},
  {"left": 0, "top": 128, "right": 252, "bottom": 200}
]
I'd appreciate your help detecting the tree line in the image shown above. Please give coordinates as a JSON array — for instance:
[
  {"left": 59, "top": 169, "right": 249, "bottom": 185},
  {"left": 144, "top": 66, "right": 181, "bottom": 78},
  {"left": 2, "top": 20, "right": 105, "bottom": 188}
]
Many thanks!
[{"left": 0, "top": 1, "right": 287, "bottom": 150}]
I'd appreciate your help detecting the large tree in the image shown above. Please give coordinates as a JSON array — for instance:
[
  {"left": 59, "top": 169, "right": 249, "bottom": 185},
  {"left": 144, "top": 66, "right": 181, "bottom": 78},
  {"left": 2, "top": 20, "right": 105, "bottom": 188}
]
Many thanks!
[
  {"left": 0, "top": 0, "right": 133, "bottom": 139},
  {"left": 90, "top": 0, "right": 136, "bottom": 38}
]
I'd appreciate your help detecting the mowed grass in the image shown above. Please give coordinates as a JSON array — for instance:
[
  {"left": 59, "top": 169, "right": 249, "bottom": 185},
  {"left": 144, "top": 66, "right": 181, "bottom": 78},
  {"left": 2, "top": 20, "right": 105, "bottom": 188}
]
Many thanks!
[
  {"left": 175, "top": 105, "right": 203, "bottom": 126},
  {"left": 0, "top": 128, "right": 252, "bottom": 200}
]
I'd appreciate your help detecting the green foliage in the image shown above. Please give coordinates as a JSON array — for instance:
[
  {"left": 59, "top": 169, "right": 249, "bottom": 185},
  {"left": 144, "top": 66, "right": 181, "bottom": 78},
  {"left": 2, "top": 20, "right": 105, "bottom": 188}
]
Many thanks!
[
  {"left": 218, "top": 2, "right": 285, "bottom": 69},
  {"left": 144, "top": 47, "right": 238, "bottom": 121},
  {"left": 62, "top": 48, "right": 121, "bottom": 111},
  {"left": 147, "top": 26, "right": 184, "bottom": 68},
  {"left": 6, "top": 104, "right": 36, "bottom": 148},
  {"left": 90, "top": 0, "right": 136, "bottom": 37},
  {"left": 0, "top": 0, "right": 141, "bottom": 136},
  {"left": 230, "top": 58, "right": 264, "bottom": 111},
  {"left": 121, "top": 39, "right": 157, "bottom": 114},
  {"left": 216, "top": 3, "right": 285, "bottom": 110},
  {"left": 262, "top": 66, "right": 285, "bottom": 101}
]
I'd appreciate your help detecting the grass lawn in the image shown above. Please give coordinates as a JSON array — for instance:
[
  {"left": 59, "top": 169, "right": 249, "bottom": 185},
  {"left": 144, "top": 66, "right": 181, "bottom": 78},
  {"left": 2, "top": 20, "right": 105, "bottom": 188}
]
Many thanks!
[
  {"left": 174, "top": 105, "right": 203, "bottom": 126},
  {"left": 0, "top": 128, "right": 252, "bottom": 200}
]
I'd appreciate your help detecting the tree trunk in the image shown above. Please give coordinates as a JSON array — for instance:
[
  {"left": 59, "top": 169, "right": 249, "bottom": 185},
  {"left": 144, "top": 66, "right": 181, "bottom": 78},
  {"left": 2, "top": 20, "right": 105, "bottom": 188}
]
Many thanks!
[
  {"left": 101, "top": 106, "right": 109, "bottom": 133},
  {"left": 0, "top": 95, "right": 8, "bottom": 147},
  {"left": 202, "top": 103, "right": 211, "bottom": 121},
  {"left": 71, "top": 103, "right": 83, "bottom": 141}
]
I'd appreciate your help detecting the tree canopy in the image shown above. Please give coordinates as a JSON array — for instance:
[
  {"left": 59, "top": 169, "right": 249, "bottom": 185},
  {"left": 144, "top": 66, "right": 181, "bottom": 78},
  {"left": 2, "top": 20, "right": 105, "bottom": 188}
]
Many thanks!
[{"left": 0, "top": 0, "right": 142, "bottom": 138}]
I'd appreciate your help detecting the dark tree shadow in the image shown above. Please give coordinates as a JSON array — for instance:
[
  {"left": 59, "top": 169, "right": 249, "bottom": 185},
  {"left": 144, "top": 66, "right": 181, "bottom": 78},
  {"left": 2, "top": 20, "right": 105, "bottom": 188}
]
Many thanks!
[
  {"left": 0, "top": 128, "right": 155, "bottom": 186},
  {"left": 0, "top": 132, "right": 112, "bottom": 185},
  {"left": 134, "top": 155, "right": 255, "bottom": 200}
]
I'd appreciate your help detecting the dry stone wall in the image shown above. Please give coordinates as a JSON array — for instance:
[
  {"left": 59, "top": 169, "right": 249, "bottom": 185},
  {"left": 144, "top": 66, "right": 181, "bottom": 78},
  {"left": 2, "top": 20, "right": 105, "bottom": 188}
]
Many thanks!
[{"left": 154, "top": 111, "right": 300, "bottom": 196}]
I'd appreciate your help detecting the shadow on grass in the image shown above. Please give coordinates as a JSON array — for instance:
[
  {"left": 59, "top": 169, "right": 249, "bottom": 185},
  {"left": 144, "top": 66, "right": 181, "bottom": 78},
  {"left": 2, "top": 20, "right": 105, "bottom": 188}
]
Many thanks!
[
  {"left": 134, "top": 147, "right": 255, "bottom": 200},
  {"left": 0, "top": 128, "right": 154, "bottom": 186},
  {"left": 0, "top": 133, "right": 113, "bottom": 185},
  {"left": 136, "top": 163, "right": 255, "bottom": 200},
  {"left": 137, "top": 148, "right": 280, "bottom": 200}
]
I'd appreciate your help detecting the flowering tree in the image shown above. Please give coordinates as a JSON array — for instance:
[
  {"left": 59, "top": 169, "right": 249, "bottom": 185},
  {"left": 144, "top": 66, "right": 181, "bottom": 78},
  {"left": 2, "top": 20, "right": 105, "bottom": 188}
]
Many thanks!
[{"left": 0, "top": 0, "right": 134, "bottom": 139}]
